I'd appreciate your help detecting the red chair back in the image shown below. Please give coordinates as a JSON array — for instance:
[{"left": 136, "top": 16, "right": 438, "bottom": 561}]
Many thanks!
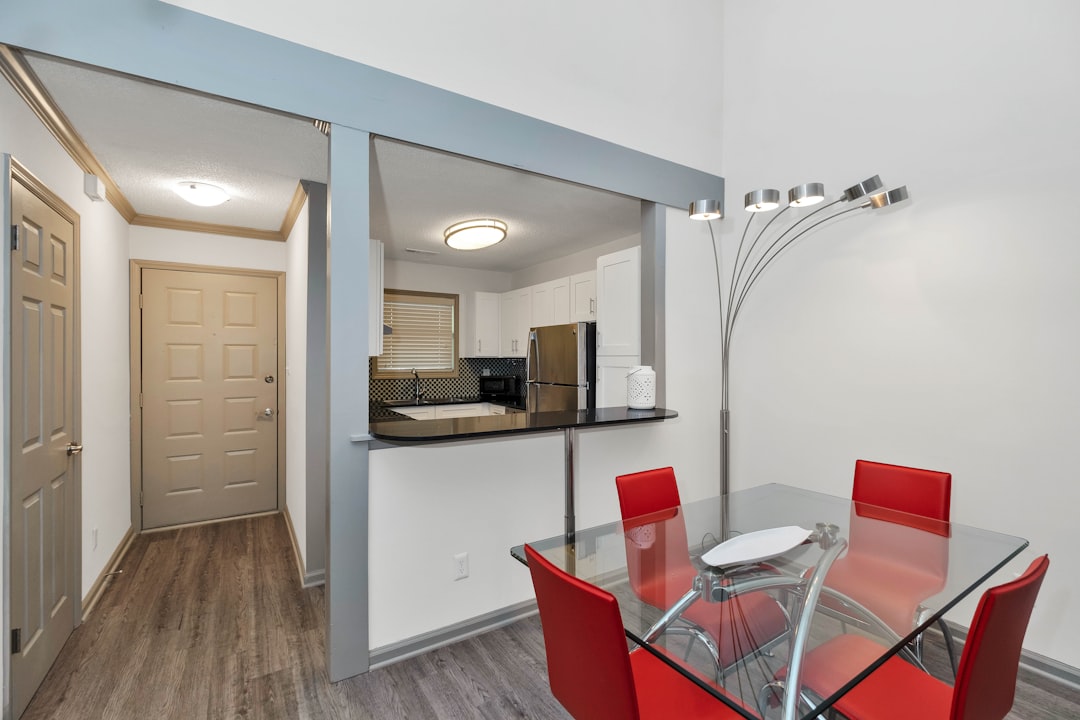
[
  {"left": 615, "top": 468, "right": 697, "bottom": 608},
  {"left": 616, "top": 466, "right": 681, "bottom": 521},
  {"left": 853, "top": 459, "right": 952, "bottom": 522},
  {"left": 951, "top": 555, "right": 1049, "bottom": 720},
  {"left": 525, "top": 544, "right": 641, "bottom": 720}
]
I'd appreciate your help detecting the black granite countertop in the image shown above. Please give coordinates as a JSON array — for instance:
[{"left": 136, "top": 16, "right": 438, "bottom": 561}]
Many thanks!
[{"left": 369, "top": 406, "right": 677, "bottom": 444}]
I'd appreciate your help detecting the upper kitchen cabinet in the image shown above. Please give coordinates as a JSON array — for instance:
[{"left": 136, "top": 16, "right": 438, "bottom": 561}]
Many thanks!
[
  {"left": 530, "top": 277, "right": 570, "bottom": 328},
  {"left": 596, "top": 247, "right": 641, "bottom": 356},
  {"left": 463, "top": 291, "right": 501, "bottom": 357},
  {"left": 500, "top": 287, "right": 532, "bottom": 356},
  {"left": 569, "top": 270, "right": 597, "bottom": 322}
]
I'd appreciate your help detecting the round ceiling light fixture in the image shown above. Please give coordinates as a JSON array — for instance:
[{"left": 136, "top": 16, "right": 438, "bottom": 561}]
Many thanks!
[
  {"left": 174, "top": 181, "right": 230, "bottom": 207},
  {"left": 444, "top": 218, "right": 507, "bottom": 250}
]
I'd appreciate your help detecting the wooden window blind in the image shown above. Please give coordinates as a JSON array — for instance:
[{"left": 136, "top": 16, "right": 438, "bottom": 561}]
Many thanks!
[{"left": 374, "top": 290, "right": 459, "bottom": 377}]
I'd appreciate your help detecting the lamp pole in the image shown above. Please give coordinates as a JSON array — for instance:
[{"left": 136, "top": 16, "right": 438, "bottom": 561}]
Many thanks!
[{"left": 690, "top": 177, "right": 910, "bottom": 497}]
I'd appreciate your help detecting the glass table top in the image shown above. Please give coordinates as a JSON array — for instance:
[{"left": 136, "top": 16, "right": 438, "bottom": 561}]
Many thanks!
[{"left": 512, "top": 483, "right": 1028, "bottom": 720}]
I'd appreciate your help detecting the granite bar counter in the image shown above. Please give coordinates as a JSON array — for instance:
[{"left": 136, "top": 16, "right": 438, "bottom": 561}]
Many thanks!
[{"left": 369, "top": 406, "right": 678, "bottom": 444}]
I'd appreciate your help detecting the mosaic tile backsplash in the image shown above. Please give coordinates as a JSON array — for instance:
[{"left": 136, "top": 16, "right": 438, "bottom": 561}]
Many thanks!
[{"left": 370, "top": 357, "right": 526, "bottom": 420}]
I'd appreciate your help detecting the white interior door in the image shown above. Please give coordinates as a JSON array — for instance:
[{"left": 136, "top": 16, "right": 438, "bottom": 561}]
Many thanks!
[{"left": 140, "top": 268, "right": 278, "bottom": 529}]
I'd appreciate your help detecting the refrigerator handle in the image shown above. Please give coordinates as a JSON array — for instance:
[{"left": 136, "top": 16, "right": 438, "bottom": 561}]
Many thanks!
[{"left": 526, "top": 329, "right": 539, "bottom": 382}]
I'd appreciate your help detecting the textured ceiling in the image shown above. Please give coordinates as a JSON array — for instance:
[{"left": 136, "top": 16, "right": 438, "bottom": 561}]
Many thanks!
[
  {"left": 26, "top": 53, "right": 329, "bottom": 232},
  {"left": 23, "top": 52, "right": 642, "bottom": 271},
  {"left": 370, "top": 138, "right": 641, "bottom": 271}
]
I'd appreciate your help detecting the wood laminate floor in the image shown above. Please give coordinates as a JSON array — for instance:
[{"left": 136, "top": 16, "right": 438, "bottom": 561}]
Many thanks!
[{"left": 22, "top": 514, "right": 1080, "bottom": 719}]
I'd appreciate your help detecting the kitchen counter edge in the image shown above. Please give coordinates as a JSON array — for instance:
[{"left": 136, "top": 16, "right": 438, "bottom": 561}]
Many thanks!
[{"left": 368, "top": 406, "right": 678, "bottom": 445}]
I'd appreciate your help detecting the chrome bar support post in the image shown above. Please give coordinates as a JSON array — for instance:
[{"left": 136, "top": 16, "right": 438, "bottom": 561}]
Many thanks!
[{"left": 564, "top": 427, "right": 575, "bottom": 545}]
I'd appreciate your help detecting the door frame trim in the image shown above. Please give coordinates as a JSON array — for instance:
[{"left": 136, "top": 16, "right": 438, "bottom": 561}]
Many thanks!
[
  {"left": 128, "top": 259, "right": 287, "bottom": 531},
  {"left": 4, "top": 155, "right": 83, "bottom": 710}
]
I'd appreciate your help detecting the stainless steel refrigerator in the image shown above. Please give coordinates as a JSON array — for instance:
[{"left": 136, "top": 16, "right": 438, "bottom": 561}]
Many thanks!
[{"left": 525, "top": 322, "right": 596, "bottom": 412}]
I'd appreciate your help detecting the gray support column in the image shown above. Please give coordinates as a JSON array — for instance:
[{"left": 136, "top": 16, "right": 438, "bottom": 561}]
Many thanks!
[
  {"left": 326, "top": 127, "right": 371, "bottom": 681},
  {"left": 640, "top": 202, "right": 667, "bottom": 405},
  {"left": 303, "top": 181, "right": 328, "bottom": 579}
]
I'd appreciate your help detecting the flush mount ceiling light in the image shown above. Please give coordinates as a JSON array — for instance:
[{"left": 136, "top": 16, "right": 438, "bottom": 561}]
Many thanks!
[
  {"left": 444, "top": 218, "right": 507, "bottom": 250},
  {"left": 173, "top": 181, "right": 230, "bottom": 207}
]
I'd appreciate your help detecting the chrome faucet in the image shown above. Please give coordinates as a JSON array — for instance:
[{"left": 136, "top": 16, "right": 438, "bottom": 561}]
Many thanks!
[{"left": 411, "top": 369, "right": 424, "bottom": 402}]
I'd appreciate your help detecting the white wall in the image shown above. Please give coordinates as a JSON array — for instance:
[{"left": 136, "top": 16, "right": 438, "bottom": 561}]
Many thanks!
[
  {"left": 164, "top": 0, "right": 726, "bottom": 174},
  {"left": 718, "top": 0, "right": 1080, "bottom": 667},
  {"left": 0, "top": 78, "right": 132, "bottom": 600},
  {"left": 285, "top": 198, "right": 310, "bottom": 565},
  {"left": 129, "top": 226, "right": 287, "bottom": 271},
  {"left": 510, "top": 232, "right": 640, "bottom": 289},
  {"left": 384, "top": 258, "right": 510, "bottom": 295}
]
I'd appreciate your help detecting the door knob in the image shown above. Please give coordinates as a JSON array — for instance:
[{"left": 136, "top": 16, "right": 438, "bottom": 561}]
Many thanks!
[
  {"left": 263, "top": 408, "right": 274, "bottom": 417},
  {"left": 66, "top": 442, "right": 83, "bottom": 456}
]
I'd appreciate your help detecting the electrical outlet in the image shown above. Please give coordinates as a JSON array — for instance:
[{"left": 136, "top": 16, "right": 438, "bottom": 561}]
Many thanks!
[
  {"left": 453, "top": 552, "right": 469, "bottom": 581},
  {"left": 92, "top": 528, "right": 98, "bottom": 551}
]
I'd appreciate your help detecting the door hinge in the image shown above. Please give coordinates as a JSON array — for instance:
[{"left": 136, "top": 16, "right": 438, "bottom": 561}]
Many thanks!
[
  {"left": 139, "top": 294, "right": 144, "bottom": 309},
  {"left": 10, "top": 225, "right": 17, "bottom": 251},
  {"left": 11, "top": 628, "right": 20, "bottom": 654},
  {"left": 139, "top": 491, "right": 144, "bottom": 507},
  {"left": 139, "top": 392, "right": 143, "bottom": 408}
]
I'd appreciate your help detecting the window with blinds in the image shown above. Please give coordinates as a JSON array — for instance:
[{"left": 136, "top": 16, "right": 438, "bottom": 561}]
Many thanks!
[{"left": 373, "top": 289, "right": 459, "bottom": 378}]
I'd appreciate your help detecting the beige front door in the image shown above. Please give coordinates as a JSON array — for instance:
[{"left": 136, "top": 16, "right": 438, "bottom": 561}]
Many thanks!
[
  {"left": 9, "top": 161, "right": 80, "bottom": 719},
  {"left": 140, "top": 268, "right": 278, "bottom": 529}
]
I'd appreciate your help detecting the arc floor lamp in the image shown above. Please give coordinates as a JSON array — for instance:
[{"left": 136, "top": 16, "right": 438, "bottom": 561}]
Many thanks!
[{"left": 688, "top": 175, "right": 910, "bottom": 496}]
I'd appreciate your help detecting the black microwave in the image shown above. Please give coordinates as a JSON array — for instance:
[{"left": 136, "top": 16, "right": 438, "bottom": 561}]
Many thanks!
[{"left": 478, "top": 375, "right": 518, "bottom": 398}]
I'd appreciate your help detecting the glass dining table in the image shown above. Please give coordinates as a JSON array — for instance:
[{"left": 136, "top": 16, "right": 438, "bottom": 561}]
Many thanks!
[{"left": 511, "top": 483, "right": 1028, "bottom": 720}]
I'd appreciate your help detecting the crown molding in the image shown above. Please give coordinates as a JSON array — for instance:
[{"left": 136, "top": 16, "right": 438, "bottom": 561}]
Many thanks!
[
  {"left": 1, "top": 44, "right": 288, "bottom": 242},
  {"left": 278, "top": 181, "right": 308, "bottom": 240},
  {"left": 130, "top": 213, "right": 284, "bottom": 242},
  {"left": 1, "top": 44, "right": 136, "bottom": 221}
]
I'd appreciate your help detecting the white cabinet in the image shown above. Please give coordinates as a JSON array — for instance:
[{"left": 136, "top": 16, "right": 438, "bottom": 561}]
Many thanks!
[
  {"left": 530, "top": 277, "right": 570, "bottom": 328},
  {"left": 596, "top": 247, "right": 640, "bottom": 356},
  {"left": 369, "top": 239, "right": 384, "bottom": 357},
  {"left": 569, "top": 270, "right": 596, "bottom": 322},
  {"left": 500, "top": 288, "right": 531, "bottom": 356},
  {"left": 463, "top": 291, "right": 501, "bottom": 357},
  {"left": 596, "top": 355, "right": 640, "bottom": 409}
]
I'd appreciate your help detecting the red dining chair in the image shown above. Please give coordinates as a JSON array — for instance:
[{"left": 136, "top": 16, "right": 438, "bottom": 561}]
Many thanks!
[
  {"left": 848, "top": 459, "right": 956, "bottom": 672},
  {"left": 782, "top": 554, "right": 1049, "bottom": 720},
  {"left": 853, "top": 459, "right": 951, "bottom": 523},
  {"left": 615, "top": 467, "right": 790, "bottom": 676},
  {"left": 524, "top": 544, "right": 754, "bottom": 720}
]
